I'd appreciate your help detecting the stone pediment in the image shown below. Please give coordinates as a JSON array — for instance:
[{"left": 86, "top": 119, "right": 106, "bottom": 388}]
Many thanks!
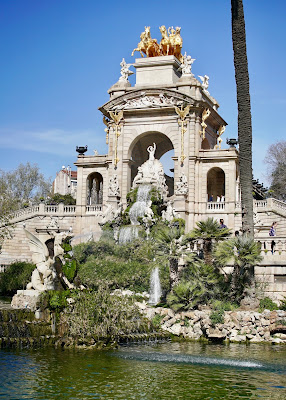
[{"left": 99, "top": 89, "right": 197, "bottom": 115}]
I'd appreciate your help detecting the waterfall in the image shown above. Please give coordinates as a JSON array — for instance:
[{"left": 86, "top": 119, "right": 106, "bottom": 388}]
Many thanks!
[
  {"left": 129, "top": 185, "right": 151, "bottom": 225},
  {"left": 149, "top": 267, "right": 162, "bottom": 305},
  {"left": 118, "top": 226, "right": 139, "bottom": 245}
]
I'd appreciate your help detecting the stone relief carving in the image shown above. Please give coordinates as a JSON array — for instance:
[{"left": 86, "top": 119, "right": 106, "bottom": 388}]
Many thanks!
[
  {"left": 113, "top": 92, "right": 177, "bottom": 110},
  {"left": 175, "top": 173, "right": 188, "bottom": 195},
  {"left": 108, "top": 175, "right": 120, "bottom": 197}
]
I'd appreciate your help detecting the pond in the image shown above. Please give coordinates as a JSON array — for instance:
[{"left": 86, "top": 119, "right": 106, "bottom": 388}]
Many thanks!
[{"left": 0, "top": 341, "right": 286, "bottom": 399}]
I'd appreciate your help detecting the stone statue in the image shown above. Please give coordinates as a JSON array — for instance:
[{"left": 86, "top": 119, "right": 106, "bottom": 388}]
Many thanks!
[
  {"left": 119, "top": 58, "right": 134, "bottom": 82},
  {"left": 198, "top": 75, "right": 210, "bottom": 93},
  {"left": 108, "top": 175, "right": 120, "bottom": 196},
  {"left": 132, "top": 143, "right": 168, "bottom": 197},
  {"left": 147, "top": 142, "right": 156, "bottom": 161},
  {"left": 175, "top": 173, "right": 188, "bottom": 195},
  {"left": 24, "top": 230, "right": 70, "bottom": 292},
  {"left": 101, "top": 204, "right": 115, "bottom": 224},
  {"left": 179, "top": 52, "right": 195, "bottom": 76},
  {"left": 162, "top": 201, "right": 178, "bottom": 222}
]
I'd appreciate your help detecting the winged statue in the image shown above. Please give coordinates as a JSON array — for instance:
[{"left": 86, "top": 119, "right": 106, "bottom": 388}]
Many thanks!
[
  {"left": 109, "top": 110, "right": 124, "bottom": 125},
  {"left": 175, "top": 104, "right": 191, "bottom": 120}
]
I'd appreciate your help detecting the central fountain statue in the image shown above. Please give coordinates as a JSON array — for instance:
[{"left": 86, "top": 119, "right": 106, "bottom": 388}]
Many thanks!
[{"left": 132, "top": 143, "right": 168, "bottom": 198}]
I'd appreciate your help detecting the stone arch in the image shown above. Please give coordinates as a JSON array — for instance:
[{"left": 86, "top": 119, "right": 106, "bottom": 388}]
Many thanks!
[
  {"left": 207, "top": 167, "right": 225, "bottom": 201},
  {"left": 201, "top": 138, "right": 210, "bottom": 150},
  {"left": 86, "top": 172, "right": 103, "bottom": 205},
  {"left": 128, "top": 131, "right": 175, "bottom": 195}
]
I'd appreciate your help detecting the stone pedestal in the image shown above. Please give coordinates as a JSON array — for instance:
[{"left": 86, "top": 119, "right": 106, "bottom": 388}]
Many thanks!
[
  {"left": 11, "top": 290, "right": 42, "bottom": 311},
  {"left": 134, "top": 55, "right": 181, "bottom": 86},
  {"left": 174, "top": 193, "right": 188, "bottom": 221}
]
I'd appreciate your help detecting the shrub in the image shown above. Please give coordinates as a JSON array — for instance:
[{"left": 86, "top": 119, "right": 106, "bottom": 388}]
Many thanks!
[
  {"left": 209, "top": 300, "right": 238, "bottom": 326},
  {"left": 259, "top": 297, "right": 278, "bottom": 312},
  {"left": 279, "top": 297, "right": 286, "bottom": 311},
  {"left": 64, "top": 285, "right": 153, "bottom": 341},
  {"left": 210, "top": 309, "right": 224, "bottom": 325},
  {"left": 0, "top": 261, "right": 35, "bottom": 295}
]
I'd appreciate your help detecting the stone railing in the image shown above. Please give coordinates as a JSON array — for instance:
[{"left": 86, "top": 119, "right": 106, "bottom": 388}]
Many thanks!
[
  {"left": 206, "top": 202, "right": 226, "bottom": 211},
  {"left": 86, "top": 205, "right": 103, "bottom": 213},
  {"left": 235, "top": 198, "right": 286, "bottom": 216},
  {"left": 0, "top": 264, "right": 8, "bottom": 273},
  {"left": 8, "top": 203, "right": 77, "bottom": 223},
  {"left": 255, "top": 236, "right": 286, "bottom": 259},
  {"left": 11, "top": 206, "right": 40, "bottom": 219}
]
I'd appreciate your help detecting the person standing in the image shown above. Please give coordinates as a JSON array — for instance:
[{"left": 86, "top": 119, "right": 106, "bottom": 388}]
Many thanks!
[
  {"left": 219, "top": 219, "right": 227, "bottom": 229},
  {"left": 269, "top": 222, "right": 277, "bottom": 254}
]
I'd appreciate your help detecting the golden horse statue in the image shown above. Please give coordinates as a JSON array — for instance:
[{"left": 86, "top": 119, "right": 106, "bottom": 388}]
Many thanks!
[{"left": 131, "top": 26, "right": 161, "bottom": 58}]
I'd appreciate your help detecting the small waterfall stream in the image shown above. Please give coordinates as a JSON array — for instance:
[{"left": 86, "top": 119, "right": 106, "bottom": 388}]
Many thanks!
[
  {"left": 118, "top": 185, "right": 151, "bottom": 244},
  {"left": 149, "top": 267, "right": 162, "bottom": 305},
  {"left": 129, "top": 185, "right": 151, "bottom": 226}
]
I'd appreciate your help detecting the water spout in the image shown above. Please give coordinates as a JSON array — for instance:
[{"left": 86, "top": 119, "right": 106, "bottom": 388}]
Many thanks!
[{"left": 149, "top": 267, "right": 162, "bottom": 305}]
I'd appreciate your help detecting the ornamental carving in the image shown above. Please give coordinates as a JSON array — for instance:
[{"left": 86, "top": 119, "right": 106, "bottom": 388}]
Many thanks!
[{"left": 113, "top": 93, "right": 177, "bottom": 110}]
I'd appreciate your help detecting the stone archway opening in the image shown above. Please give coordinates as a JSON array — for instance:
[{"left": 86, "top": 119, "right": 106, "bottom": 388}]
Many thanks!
[
  {"left": 129, "top": 131, "right": 174, "bottom": 196},
  {"left": 87, "top": 172, "right": 103, "bottom": 205},
  {"left": 207, "top": 167, "right": 225, "bottom": 201}
]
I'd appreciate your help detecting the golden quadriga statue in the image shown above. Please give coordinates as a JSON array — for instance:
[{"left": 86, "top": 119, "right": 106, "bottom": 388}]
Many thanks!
[{"left": 132, "top": 26, "right": 183, "bottom": 62}]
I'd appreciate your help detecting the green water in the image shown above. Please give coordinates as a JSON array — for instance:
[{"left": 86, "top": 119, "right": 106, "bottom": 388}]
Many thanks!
[{"left": 0, "top": 342, "right": 286, "bottom": 399}]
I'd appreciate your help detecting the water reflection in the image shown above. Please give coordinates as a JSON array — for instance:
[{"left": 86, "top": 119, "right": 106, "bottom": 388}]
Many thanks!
[{"left": 0, "top": 342, "right": 286, "bottom": 399}]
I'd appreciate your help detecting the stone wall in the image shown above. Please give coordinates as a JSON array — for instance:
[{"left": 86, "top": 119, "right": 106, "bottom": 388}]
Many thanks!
[{"left": 140, "top": 304, "right": 286, "bottom": 344}]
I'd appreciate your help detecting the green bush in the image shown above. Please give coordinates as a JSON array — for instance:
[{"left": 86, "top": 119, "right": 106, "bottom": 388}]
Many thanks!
[
  {"left": 279, "top": 297, "right": 286, "bottom": 311},
  {"left": 0, "top": 261, "right": 35, "bottom": 295},
  {"left": 210, "top": 309, "right": 224, "bottom": 325},
  {"left": 64, "top": 285, "right": 154, "bottom": 341},
  {"left": 259, "top": 297, "right": 278, "bottom": 312},
  {"left": 47, "top": 193, "right": 76, "bottom": 205},
  {"left": 209, "top": 300, "right": 238, "bottom": 326},
  {"left": 74, "top": 238, "right": 169, "bottom": 293}
]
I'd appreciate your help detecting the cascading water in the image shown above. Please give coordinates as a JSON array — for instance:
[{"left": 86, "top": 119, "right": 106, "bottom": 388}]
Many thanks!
[
  {"left": 129, "top": 185, "right": 151, "bottom": 225},
  {"left": 118, "top": 185, "right": 151, "bottom": 244},
  {"left": 118, "top": 226, "right": 139, "bottom": 244},
  {"left": 149, "top": 267, "right": 162, "bottom": 305}
]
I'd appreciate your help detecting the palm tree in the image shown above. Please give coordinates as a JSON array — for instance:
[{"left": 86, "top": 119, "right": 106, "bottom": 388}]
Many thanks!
[
  {"left": 215, "top": 236, "right": 262, "bottom": 302},
  {"left": 152, "top": 223, "right": 185, "bottom": 290},
  {"left": 231, "top": 0, "right": 254, "bottom": 236},
  {"left": 185, "top": 218, "right": 231, "bottom": 265}
]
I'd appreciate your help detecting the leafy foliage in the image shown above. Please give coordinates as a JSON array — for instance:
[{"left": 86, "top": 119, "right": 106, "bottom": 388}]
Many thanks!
[
  {"left": 0, "top": 261, "right": 36, "bottom": 295},
  {"left": 74, "top": 236, "right": 169, "bottom": 293},
  {"left": 167, "top": 260, "right": 223, "bottom": 311},
  {"left": 259, "top": 297, "right": 278, "bottom": 312},
  {"left": 64, "top": 285, "right": 154, "bottom": 341},
  {"left": 184, "top": 218, "right": 231, "bottom": 265},
  {"left": 47, "top": 193, "right": 76, "bottom": 205},
  {"left": 209, "top": 300, "right": 238, "bottom": 326},
  {"left": 215, "top": 236, "right": 263, "bottom": 302}
]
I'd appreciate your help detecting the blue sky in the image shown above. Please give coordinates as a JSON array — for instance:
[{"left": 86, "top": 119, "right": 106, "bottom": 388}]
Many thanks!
[{"left": 0, "top": 0, "right": 285, "bottom": 185}]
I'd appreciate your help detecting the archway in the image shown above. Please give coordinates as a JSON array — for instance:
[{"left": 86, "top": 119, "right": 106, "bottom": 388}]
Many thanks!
[
  {"left": 86, "top": 172, "right": 103, "bottom": 205},
  {"left": 207, "top": 167, "right": 225, "bottom": 201},
  {"left": 129, "top": 131, "right": 175, "bottom": 196}
]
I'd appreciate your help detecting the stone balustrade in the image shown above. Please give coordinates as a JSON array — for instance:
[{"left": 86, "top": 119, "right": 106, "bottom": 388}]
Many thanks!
[
  {"left": 86, "top": 205, "right": 103, "bottom": 213},
  {"left": 207, "top": 201, "right": 226, "bottom": 211},
  {"left": 7, "top": 203, "right": 103, "bottom": 223},
  {"left": 256, "top": 236, "right": 286, "bottom": 259}
]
